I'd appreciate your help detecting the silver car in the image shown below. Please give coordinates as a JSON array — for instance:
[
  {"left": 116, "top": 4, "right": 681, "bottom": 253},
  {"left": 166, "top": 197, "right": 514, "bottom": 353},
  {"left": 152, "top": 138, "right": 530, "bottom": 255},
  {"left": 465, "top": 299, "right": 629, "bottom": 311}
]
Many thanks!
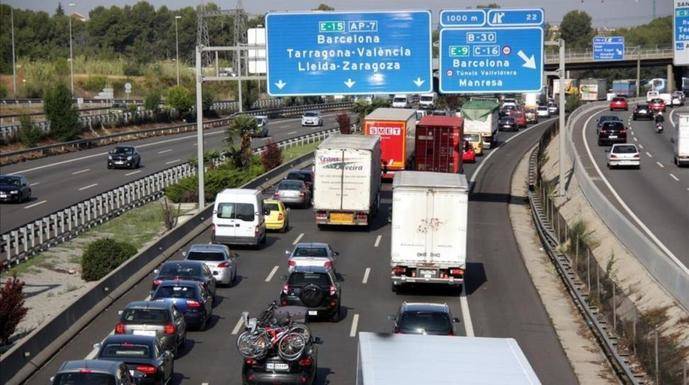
[
  {"left": 115, "top": 300, "right": 187, "bottom": 356},
  {"left": 184, "top": 243, "right": 238, "bottom": 286},
  {"left": 273, "top": 179, "right": 311, "bottom": 208},
  {"left": 607, "top": 144, "right": 640, "bottom": 169},
  {"left": 286, "top": 242, "right": 338, "bottom": 272},
  {"left": 301, "top": 111, "right": 322, "bottom": 126}
]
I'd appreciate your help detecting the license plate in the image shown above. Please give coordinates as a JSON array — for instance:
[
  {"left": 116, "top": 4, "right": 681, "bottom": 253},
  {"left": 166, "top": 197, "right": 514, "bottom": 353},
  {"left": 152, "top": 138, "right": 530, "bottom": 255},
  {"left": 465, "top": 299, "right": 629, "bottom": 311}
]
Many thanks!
[
  {"left": 419, "top": 269, "right": 436, "bottom": 278},
  {"left": 267, "top": 362, "right": 289, "bottom": 371},
  {"left": 308, "top": 310, "right": 318, "bottom": 316},
  {"left": 115, "top": 161, "right": 124, "bottom": 164},
  {"left": 330, "top": 212, "right": 354, "bottom": 224},
  {"left": 133, "top": 330, "right": 156, "bottom": 337},
  {"left": 609, "top": 135, "right": 618, "bottom": 139}
]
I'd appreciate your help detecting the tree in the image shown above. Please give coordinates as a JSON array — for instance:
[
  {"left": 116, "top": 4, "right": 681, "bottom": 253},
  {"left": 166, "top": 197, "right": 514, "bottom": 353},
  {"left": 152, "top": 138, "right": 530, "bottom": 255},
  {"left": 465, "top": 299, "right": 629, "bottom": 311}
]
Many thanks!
[
  {"left": 81, "top": 238, "right": 137, "bottom": 281},
  {"left": 260, "top": 140, "right": 283, "bottom": 171},
  {"left": 144, "top": 90, "right": 162, "bottom": 111},
  {"left": 166, "top": 86, "right": 193, "bottom": 115},
  {"left": 559, "top": 11, "right": 594, "bottom": 50},
  {"left": 313, "top": 4, "right": 334, "bottom": 11},
  {"left": 202, "top": 90, "right": 215, "bottom": 113},
  {"left": 0, "top": 275, "right": 28, "bottom": 345},
  {"left": 18, "top": 113, "right": 43, "bottom": 147},
  {"left": 226, "top": 114, "right": 256, "bottom": 167},
  {"left": 44, "top": 83, "right": 80, "bottom": 141},
  {"left": 336, "top": 113, "right": 351, "bottom": 134}
]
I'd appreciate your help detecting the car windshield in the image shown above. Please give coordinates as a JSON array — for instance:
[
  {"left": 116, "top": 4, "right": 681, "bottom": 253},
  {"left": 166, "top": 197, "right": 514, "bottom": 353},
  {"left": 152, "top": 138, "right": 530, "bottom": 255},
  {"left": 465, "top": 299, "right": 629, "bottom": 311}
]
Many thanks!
[
  {"left": 613, "top": 145, "right": 637, "bottom": 154},
  {"left": 463, "top": 134, "right": 480, "bottom": 142},
  {"left": 279, "top": 180, "right": 303, "bottom": 190},
  {"left": 288, "top": 272, "right": 330, "bottom": 287},
  {"left": 287, "top": 172, "right": 311, "bottom": 182},
  {"left": 264, "top": 202, "right": 280, "bottom": 212},
  {"left": 538, "top": 106, "right": 548, "bottom": 111},
  {"left": 613, "top": 98, "right": 625, "bottom": 102},
  {"left": 398, "top": 311, "right": 452, "bottom": 333},
  {"left": 52, "top": 373, "right": 117, "bottom": 385},
  {"left": 100, "top": 343, "right": 152, "bottom": 359},
  {"left": 155, "top": 285, "right": 197, "bottom": 299},
  {"left": 216, "top": 202, "right": 255, "bottom": 221},
  {"left": 121, "top": 308, "right": 170, "bottom": 324},
  {"left": 112, "top": 147, "right": 134, "bottom": 154},
  {"left": 187, "top": 251, "right": 226, "bottom": 262},
  {"left": 0, "top": 176, "right": 20, "bottom": 186},
  {"left": 393, "top": 97, "right": 406, "bottom": 102},
  {"left": 304, "top": 112, "right": 318, "bottom": 117},
  {"left": 159, "top": 263, "right": 202, "bottom": 277},
  {"left": 501, "top": 117, "right": 514, "bottom": 123},
  {"left": 293, "top": 247, "right": 328, "bottom": 257},
  {"left": 420, "top": 96, "right": 433, "bottom": 101}
]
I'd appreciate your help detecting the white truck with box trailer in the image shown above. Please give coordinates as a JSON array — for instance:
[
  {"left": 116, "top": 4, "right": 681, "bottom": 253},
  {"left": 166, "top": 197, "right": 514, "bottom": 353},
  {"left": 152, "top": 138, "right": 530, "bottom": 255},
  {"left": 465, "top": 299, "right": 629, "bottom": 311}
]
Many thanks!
[
  {"left": 672, "top": 114, "right": 689, "bottom": 167},
  {"left": 390, "top": 171, "right": 468, "bottom": 292},
  {"left": 459, "top": 98, "right": 500, "bottom": 149},
  {"left": 356, "top": 332, "right": 542, "bottom": 385},
  {"left": 579, "top": 78, "right": 607, "bottom": 101},
  {"left": 313, "top": 135, "right": 381, "bottom": 227}
]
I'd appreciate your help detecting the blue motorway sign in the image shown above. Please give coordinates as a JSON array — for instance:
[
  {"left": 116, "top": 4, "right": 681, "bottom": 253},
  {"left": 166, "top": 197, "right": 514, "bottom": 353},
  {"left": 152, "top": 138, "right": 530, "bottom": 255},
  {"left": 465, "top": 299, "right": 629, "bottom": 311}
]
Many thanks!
[
  {"left": 439, "top": 27, "right": 543, "bottom": 94},
  {"left": 265, "top": 11, "right": 432, "bottom": 96},
  {"left": 674, "top": 0, "right": 689, "bottom": 66},
  {"left": 592, "top": 36, "right": 624, "bottom": 61}
]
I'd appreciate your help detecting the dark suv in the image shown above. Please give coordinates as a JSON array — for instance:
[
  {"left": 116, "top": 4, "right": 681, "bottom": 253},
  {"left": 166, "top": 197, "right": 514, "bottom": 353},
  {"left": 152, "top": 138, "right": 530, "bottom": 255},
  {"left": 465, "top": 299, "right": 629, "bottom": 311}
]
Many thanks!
[
  {"left": 597, "top": 121, "right": 627, "bottom": 146},
  {"left": 242, "top": 337, "right": 320, "bottom": 385},
  {"left": 391, "top": 302, "right": 459, "bottom": 336},
  {"left": 285, "top": 169, "right": 314, "bottom": 194},
  {"left": 51, "top": 359, "right": 138, "bottom": 385},
  {"left": 632, "top": 104, "right": 652, "bottom": 120},
  {"left": 280, "top": 266, "right": 341, "bottom": 321},
  {"left": 0, "top": 175, "right": 31, "bottom": 203},
  {"left": 107, "top": 145, "right": 141, "bottom": 169}
]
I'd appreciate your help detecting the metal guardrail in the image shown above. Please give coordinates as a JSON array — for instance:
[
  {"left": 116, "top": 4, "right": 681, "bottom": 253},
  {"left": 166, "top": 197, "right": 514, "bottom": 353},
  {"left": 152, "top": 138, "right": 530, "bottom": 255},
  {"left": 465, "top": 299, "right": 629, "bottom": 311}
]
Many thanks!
[
  {"left": 0, "top": 102, "right": 353, "bottom": 164},
  {"left": 544, "top": 46, "right": 673, "bottom": 64},
  {"left": 0, "top": 127, "right": 340, "bottom": 269},
  {"left": 564, "top": 101, "right": 689, "bottom": 311}
]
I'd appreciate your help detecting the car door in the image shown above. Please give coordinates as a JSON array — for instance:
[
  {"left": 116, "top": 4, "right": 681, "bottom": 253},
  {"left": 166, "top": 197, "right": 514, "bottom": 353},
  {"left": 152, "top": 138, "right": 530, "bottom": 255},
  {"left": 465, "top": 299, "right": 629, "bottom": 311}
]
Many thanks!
[
  {"left": 215, "top": 202, "right": 237, "bottom": 239},
  {"left": 234, "top": 201, "right": 261, "bottom": 241},
  {"left": 202, "top": 264, "right": 216, "bottom": 295},
  {"left": 172, "top": 306, "right": 186, "bottom": 341},
  {"left": 199, "top": 285, "right": 212, "bottom": 318}
]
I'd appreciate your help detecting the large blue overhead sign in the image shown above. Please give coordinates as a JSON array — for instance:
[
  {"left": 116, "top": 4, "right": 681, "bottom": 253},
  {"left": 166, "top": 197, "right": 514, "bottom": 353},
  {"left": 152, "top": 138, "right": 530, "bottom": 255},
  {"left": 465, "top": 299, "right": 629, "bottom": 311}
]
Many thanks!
[
  {"left": 265, "top": 11, "right": 432, "bottom": 96},
  {"left": 592, "top": 36, "right": 624, "bottom": 61},
  {"left": 674, "top": 0, "right": 689, "bottom": 66},
  {"left": 439, "top": 8, "right": 544, "bottom": 94}
]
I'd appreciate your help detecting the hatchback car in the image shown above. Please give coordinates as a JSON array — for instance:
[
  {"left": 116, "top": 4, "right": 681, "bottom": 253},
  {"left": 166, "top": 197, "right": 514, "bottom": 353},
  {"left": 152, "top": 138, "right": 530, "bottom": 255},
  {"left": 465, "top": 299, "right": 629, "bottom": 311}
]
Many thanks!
[
  {"left": 264, "top": 199, "right": 289, "bottom": 232},
  {"left": 95, "top": 335, "right": 174, "bottom": 385},
  {"left": 632, "top": 104, "right": 653, "bottom": 120},
  {"left": 391, "top": 302, "right": 459, "bottom": 336},
  {"left": 301, "top": 111, "right": 322, "bottom": 127},
  {"left": 596, "top": 115, "right": 622, "bottom": 134},
  {"left": 607, "top": 144, "right": 640, "bottom": 169},
  {"left": 252, "top": 115, "right": 269, "bottom": 137},
  {"left": 285, "top": 169, "right": 314, "bottom": 194},
  {"left": 152, "top": 280, "right": 213, "bottom": 330},
  {"left": 598, "top": 121, "right": 627, "bottom": 146},
  {"left": 115, "top": 300, "right": 187, "bottom": 356},
  {"left": 648, "top": 98, "right": 666, "bottom": 112},
  {"left": 462, "top": 140, "right": 476, "bottom": 163},
  {"left": 0, "top": 175, "right": 31, "bottom": 203},
  {"left": 107, "top": 146, "right": 141, "bottom": 169},
  {"left": 609, "top": 97, "right": 628, "bottom": 111},
  {"left": 498, "top": 116, "right": 517, "bottom": 132},
  {"left": 286, "top": 242, "right": 338, "bottom": 272},
  {"left": 510, "top": 109, "right": 527, "bottom": 128},
  {"left": 274, "top": 179, "right": 311, "bottom": 208},
  {"left": 51, "top": 360, "right": 137, "bottom": 385},
  {"left": 184, "top": 243, "right": 237, "bottom": 286},
  {"left": 151, "top": 260, "right": 216, "bottom": 299},
  {"left": 524, "top": 108, "right": 537, "bottom": 124},
  {"left": 536, "top": 105, "right": 550, "bottom": 118},
  {"left": 242, "top": 337, "right": 320, "bottom": 385},
  {"left": 280, "top": 266, "right": 341, "bottom": 321}
]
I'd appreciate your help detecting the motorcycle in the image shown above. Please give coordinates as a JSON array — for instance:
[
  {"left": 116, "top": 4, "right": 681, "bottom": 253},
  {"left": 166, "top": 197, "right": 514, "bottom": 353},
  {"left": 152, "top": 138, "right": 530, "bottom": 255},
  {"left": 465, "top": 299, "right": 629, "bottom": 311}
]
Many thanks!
[{"left": 655, "top": 122, "right": 664, "bottom": 133}]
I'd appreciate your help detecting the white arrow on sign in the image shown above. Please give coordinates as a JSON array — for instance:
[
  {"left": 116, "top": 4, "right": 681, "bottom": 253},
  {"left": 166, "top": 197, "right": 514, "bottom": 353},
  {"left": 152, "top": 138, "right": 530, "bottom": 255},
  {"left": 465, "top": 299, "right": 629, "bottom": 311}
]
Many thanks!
[
  {"left": 344, "top": 78, "right": 356, "bottom": 88},
  {"left": 274, "top": 80, "right": 286, "bottom": 90},
  {"left": 413, "top": 77, "right": 425, "bottom": 87},
  {"left": 517, "top": 50, "right": 536, "bottom": 69}
]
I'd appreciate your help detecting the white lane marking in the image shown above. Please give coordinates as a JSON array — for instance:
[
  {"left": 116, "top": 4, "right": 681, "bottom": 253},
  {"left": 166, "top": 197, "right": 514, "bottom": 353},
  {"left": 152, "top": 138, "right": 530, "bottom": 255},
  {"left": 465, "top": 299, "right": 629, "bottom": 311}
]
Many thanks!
[
  {"left": 125, "top": 170, "right": 141, "bottom": 176},
  {"left": 24, "top": 200, "right": 47, "bottom": 209},
  {"left": 670, "top": 173, "right": 680, "bottom": 182},
  {"left": 29, "top": 182, "right": 40, "bottom": 187},
  {"left": 78, "top": 183, "right": 98, "bottom": 191},
  {"left": 287, "top": 131, "right": 297, "bottom": 135},
  {"left": 72, "top": 168, "right": 90, "bottom": 175},
  {"left": 656, "top": 161, "right": 665, "bottom": 168},
  {"left": 582, "top": 108, "right": 686, "bottom": 273},
  {"left": 460, "top": 285, "right": 474, "bottom": 337},
  {"left": 349, "top": 314, "right": 359, "bottom": 337},
  {"left": 165, "top": 159, "right": 181, "bottom": 165},
  {"left": 362, "top": 267, "right": 371, "bottom": 284},
  {"left": 645, "top": 152, "right": 653, "bottom": 158},
  {"left": 374, "top": 235, "right": 382, "bottom": 248},
  {"left": 231, "top": 316, "right": 245, "bottom": 335},
  {"left": 292, "top": 232, "right": 304, "bottom": 245},
  {"left": 264, "top": 265, "right": 279, "bottom": 282},
  {"left": 158, "top": 149, "right": 172, "bottom": 154},
  {"left": 633, "top": 137, "right": 638, "bottom": 142},
  {"left": 638, "top": 144, "right": 644, "bottom": 149}
]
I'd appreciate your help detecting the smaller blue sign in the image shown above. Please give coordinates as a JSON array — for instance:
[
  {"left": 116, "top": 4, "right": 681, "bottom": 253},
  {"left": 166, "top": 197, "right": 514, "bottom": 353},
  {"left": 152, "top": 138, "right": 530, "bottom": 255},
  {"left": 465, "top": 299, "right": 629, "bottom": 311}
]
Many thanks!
[
  {"left": 440, "top": 10, "right": 486, "bottom": 27},
  {"left": 487, "top": 9, "right": 544, "bottom": 26},
  {"left": 592, "top": 36, "right": 624, "bottom": 61},
  {"left": 675, "top": 1, "right": 689, "bottom": 65}
]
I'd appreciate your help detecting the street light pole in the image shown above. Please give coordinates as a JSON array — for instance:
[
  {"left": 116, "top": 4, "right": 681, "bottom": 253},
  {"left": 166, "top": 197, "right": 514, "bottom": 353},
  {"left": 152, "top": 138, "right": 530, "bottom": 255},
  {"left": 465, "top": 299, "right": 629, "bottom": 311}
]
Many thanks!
[
  {"left": 10, "top": 6, "right": 17, "bottom": 97},
  {"left": 68, "top": 2, "right": 76, "bottom": 95},
  {"left": 558, "top": 38, "right": 566, "bottom": 197},
  {"left": 195, "top": 45, "right": 205, "bottom": 210},
  {"left": 175, "top": 15, "right": 181, "bottom": 87}
]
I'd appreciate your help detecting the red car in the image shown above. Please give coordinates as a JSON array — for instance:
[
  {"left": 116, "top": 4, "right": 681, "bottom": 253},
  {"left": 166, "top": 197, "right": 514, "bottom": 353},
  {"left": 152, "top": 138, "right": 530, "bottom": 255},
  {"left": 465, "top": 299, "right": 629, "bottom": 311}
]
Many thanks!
[
  {"left": 510, "top": 109, "right": 527, "bottom": 128},
  {"left": 609, "top": 97, "right": 628, "bottom": 111},
  {"left": 648, "top": 98, "right": 666, "bottom": 112},
  {"left": 462, "top": 140, "right": 476, "bottom": 163}
]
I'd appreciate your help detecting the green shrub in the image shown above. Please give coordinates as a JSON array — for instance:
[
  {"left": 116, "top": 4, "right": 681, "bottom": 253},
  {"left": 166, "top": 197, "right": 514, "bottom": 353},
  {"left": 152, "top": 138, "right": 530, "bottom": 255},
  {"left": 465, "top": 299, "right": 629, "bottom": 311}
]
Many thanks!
[
  {"left": 123, "top": 63, "right": 143, "bottom": 76},
  {"left": 84, "top": 76, "right": 108, "bottom": 92},
  {"left": 81, "top": 238, "right": 137, "bottom": 281},
  {"left": 18, "top": 114, "right": 43, "bottom": 147},
  {"left": 44, "top": 83, "right": 80, "bottom": 141},
  {"left": 0, "top": 83, "right": 8, "bottom": 98}
]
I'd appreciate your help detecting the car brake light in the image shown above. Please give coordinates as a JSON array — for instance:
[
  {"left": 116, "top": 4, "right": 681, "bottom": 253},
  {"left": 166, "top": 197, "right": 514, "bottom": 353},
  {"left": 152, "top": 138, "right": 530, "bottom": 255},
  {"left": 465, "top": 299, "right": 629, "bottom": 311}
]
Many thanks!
[
  {"left": 282, "top": 284, "right": 289, "bottom": 294},
  {"left": 278, "top": 213, "right": 284, "bottom": 220},
  {"left": 298, "top": 356, "right": 313, "bottom": 367},
  {"left": 79, "top": 369, "right": 93, "bottom": 373},
  {"left": 324, "top": 261, "right": 333, "bottom": 270},
  {"left": 244, "top": 358, "right": 256, "bottom": 366},
  {"left": 187, "top": 300, "right": 201, "bottom": 309},
  {"left": 449, "top": 268, "right": 464, "bottom": 277},
  {"left": 288, "top": 260, "right": 296, "bottom": 267},
  {"left": 392, "top": 266, "right": 406, "bottom": 276},
  {"left": 356, "top": 212, "right": 367, "bottom": 220},
  {"left": 329, "top": 285, "right": 337, "bottom": 296},
  {"left": 164, "top": 323, "right": 176, "bottom": 335},
  {"left": 633, "top": 154, "right": 640, "bottom": 159},
  {"left": 218, "top": 261, "right": 230, "bottom": 268},
  {"left": 299, "top": 191, "right": 305, "bottom": 197},
  {"left": 610, "top": 154, "right": 618, "bottom": 159},
  {"left": 394, "top": 326, "right": 400, "bottom": 333},
  {"left": 136, "top": 365, "right": 157, "bottom": 376},
  {"left": 152, "top": 279, "right": 161, "bottom": 286},
  {"left": 273, "top": 192, "right": 279, "bottom": 199},
  {"left": 115, "top": 322, "right": 125, "bottom": 334}
]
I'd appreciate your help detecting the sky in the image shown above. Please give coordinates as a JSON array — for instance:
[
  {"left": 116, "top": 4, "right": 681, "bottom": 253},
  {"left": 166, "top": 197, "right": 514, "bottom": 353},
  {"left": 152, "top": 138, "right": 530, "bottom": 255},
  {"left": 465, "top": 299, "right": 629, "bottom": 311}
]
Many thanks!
[{"left": 4, "top": 0, "right": 674, "bottom": 28}]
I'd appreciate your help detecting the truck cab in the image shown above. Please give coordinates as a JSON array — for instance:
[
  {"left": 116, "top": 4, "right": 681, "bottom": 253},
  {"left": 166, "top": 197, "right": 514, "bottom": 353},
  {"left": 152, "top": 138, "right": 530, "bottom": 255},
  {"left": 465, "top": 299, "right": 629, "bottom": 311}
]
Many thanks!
[{"left": 392, "top": 95, "right": 410, "bottom": 108}]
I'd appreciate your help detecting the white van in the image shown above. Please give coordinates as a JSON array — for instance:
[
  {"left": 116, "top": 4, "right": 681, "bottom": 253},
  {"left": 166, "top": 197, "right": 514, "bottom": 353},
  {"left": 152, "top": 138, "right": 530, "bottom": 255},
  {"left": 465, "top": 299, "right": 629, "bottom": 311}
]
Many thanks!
[
  {"left": 212, "top": 189, "right": 266, "bottom": 247},
  {"left": 392, "top": 95, "right": 410, "bottom": 108}
]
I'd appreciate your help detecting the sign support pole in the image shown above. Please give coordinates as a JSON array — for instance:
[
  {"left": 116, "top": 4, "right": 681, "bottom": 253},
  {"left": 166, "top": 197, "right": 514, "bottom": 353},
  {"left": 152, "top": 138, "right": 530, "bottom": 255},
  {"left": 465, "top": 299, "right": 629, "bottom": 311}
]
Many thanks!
[
  {"left": 195, "top": 45, "right": 206, "bottom": 210},
  {"left": 558, "top": 38, "right": 567, "bottom": 197},
  {"left": 636, "top": 46, "right": 641, "bottom": 97}
]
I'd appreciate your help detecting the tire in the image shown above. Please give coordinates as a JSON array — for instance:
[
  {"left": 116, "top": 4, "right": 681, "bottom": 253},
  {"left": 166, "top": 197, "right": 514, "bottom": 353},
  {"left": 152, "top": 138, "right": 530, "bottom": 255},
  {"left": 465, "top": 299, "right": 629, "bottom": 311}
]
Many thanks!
[
  {"left": 237, "top": 331, "right": 270, "bottom": 360},
  {"left": 278, "top": 332, "right": 306, "bottom": 361},
  {"left": 331, "top": 303, "right": 341, "bottom": 322},
  {"left": 391, "top": 282, "right": 398, "bottom": 294},
  {"left": 300, "top": 284, "right": 325, "bottom": 308}
]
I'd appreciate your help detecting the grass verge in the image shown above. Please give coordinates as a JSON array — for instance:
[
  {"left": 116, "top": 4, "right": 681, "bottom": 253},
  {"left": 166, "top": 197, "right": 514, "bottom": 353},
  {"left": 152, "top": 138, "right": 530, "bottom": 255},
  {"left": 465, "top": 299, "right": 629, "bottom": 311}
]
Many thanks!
[{"left": 282, "top": 141, "right": 320, "bottom": 162}]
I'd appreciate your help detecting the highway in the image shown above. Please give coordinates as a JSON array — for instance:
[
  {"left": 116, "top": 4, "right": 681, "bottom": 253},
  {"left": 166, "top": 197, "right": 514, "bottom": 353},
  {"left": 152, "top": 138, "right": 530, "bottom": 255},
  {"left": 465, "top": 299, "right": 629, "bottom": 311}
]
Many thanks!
[
  {"left": 573, "top": 104, "right": 689, "bottom": 269},
  {"left": 0, "top": 113, "right": 346, "bottom": 233},
  {"left": 23, "top": 117, "right": 578, "bottom": 385}
]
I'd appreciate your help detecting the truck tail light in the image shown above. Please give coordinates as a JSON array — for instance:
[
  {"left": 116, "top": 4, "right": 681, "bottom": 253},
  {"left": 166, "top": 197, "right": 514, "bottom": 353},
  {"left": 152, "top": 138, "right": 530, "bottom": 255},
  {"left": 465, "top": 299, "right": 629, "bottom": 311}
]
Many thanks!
[
  {"left": 356, "top": 212, "right": 367, "bottom": 221},
  {"left": 324, "top": 260, "right": 333, "bottom": 270},
  {"left": 273, "top": 192, "right": 280, "bottom": 199},
  {"left": 392, "top": 266, "right": 406, "bottom": 276},
  {"left": 288, "top": 260, "right": 296, "bottom": 267},
  {"left": 244, "top": 358, "right": 256, "bottom": 367},
  {"left": 316, "top": 211, "right": 327, "bottom": 219},
  {"left": 610, "top": 154, "right": 618, "bottom": 159}
]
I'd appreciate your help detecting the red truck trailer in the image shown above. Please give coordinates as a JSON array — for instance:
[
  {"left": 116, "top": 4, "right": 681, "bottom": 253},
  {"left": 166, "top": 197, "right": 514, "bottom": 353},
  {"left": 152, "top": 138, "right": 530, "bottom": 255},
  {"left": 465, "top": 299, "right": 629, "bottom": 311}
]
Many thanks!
[{"left": 415, "top": 115, "right": 464, "bottom": 173}]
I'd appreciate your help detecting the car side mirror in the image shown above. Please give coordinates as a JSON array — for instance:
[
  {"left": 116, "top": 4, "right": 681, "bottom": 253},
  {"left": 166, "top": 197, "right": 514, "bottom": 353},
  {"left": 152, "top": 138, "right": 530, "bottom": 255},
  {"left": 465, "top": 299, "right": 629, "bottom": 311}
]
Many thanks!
[
  {"left": 117, "top": 310, "right": 123, "bottom": 315},
  {"left": 232, "top": 252, "right": 239, "bottom": 258},
  {"left": 281, "top": 274, "right": 288, "bottom": 281},
  {"left": 334, "top": 251, "right": 340, "bottom": 256},
  {"left": 453, "top": 317, "right": 461, "bottom": 323},
  {"left": 313, "top": 337, "right": 323, "bottom": 344},
  {"left": 285, "top": 250, "right": 291, "bottom": 256},
  {"left": 93, "top": 342, "right": 102, "bottom": 350},
  {"left": 153, "top": 269, "right": 160, "bottom": 275},
  {"left": 181, "top": 251, "right": 187, "bottom": 257},
  {"left": 387, "top": 314, "right": 396, "bottom": 321}
]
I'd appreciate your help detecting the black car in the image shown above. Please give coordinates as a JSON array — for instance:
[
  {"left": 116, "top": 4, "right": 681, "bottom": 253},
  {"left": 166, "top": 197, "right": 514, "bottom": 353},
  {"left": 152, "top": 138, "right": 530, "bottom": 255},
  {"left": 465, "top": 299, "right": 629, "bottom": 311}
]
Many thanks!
[
  {"left": 151, "top": 280, "right": 213, "bottom": 330},
  {"left": 242, "top": 337, "right": 321, "bottom": 385},
  {"left": 391, "top": 302, "right": 459, "bottom": 336},
  {"left": 0, "top": 175, "right": 31, "bottom": 203},
  {"left": 51, "top": 359, "right": 138, "bottom": 385},
  {"left": 598, "top": 121, "right": 628, "bottom": 146},
  {"left": 151, "top": 260, "right": 216, "bottom": 299},
  {"left": 285, "top": 169, "right": 314, "bottom": 194},
  {"left": 498, "top": 116, "right": 517, "bottom": 132},
  {"left": 596, "top": 115, "right": 622, "bottom": 134},
  {"left": 108, "top": 145, "right": 141, "bottom": 169},
  {"left": 632, "top": 104, "right": 653, "bottom": 120},
  {"left": 280, "top": 266, "right": 341, "bottom": 321},
  {"left": 95, "top": 334, "right": 174, "bottom": 385}
]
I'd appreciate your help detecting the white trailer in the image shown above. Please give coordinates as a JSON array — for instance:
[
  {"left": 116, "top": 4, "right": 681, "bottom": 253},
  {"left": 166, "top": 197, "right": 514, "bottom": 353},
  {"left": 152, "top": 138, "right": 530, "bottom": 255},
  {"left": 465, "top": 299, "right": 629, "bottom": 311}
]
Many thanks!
[
  {"left": 580, "top": 78, "right": 607, "bottom": 101},
  {"left": 356, "top": 332, "right": 542, "bottom": 385},
  {"left": 673, "top": 114, "right": 689, "bottom": 167},
  {"left": 390, "top": 171, "right": 468, "bottom": 291},
  {"left": 313, "top": 135, "right": 381, "bottom": 226}
]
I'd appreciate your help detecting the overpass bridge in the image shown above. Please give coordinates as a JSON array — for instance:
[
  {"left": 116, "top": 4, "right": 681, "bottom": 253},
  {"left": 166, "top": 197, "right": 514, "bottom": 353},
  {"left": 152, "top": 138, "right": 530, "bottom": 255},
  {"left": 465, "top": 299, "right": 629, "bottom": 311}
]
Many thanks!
[{"left": 543, "top": 46, "right": 673, "bottom": 70}]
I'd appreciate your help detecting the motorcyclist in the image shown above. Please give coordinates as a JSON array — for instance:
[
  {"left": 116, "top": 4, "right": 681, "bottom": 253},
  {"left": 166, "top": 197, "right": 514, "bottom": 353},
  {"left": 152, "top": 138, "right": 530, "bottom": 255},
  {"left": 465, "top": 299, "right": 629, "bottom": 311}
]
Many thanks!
[{"left": 654, "top": 111, "right": 664, "bottom": 125}]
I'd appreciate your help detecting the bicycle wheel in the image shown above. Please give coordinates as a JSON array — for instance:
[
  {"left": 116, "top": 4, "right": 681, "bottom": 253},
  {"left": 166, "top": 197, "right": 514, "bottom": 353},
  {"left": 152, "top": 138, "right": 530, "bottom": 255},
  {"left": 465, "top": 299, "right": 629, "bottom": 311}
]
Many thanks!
[
  {"left": 289, "top": 323, "right": 311, "bottom": 342},
  {"left": 237, "top": 331, "right": 271, "bottom": 359},
  {"left": 278, "top": 332, "right": 306, "bottom": 361}
]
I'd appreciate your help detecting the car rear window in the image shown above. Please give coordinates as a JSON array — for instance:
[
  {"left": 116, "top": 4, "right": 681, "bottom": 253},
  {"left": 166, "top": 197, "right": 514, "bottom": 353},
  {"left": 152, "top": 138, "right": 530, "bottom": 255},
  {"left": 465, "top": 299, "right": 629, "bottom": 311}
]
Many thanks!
[
  {"left": 613, "top": 98, "right": 625, "bottom": 102},
  {"left": 613, "top": 145, "right": 637, "bottom": 154},
  {"left": 287, "top": 172, "right": 312, "bottom": 182},
  {"left": 398, "top": 311, "right": 452, "bottom": 334},
  {"left": 101, "top": 343, "right": 152, "bottom": 359},
  {"left": 265, "top": 202, "right": 280, "bottom": 212},
  {"left": 279, "top": 180, "right": 303, "bottom": 190},
  {"left": 160, "top": 263, "right": 202, "bottom": 277},
  {"left": 602, "top": 122, "right": 624, "bottom": 131},
  {"left": 294, "top": 247, "right": 328, "bottom": 257},
  {"left": 52, "top": 373, "right": 117, "bottom": 385},
  {"left": 187, "top": 251, "right": 226, "bottom": 262},
  {"left": 216, "top": 202, "right": 255, "bottom": 221},
  {"left": 637, "top": 105, "right": 648, "bottom": 109},
  {"left": 121, "top": 308, "right": 170, "bottom": 324},
  {"left": 288, "top": 272, "right": 331, "bottom": 287},
  {"left": 154, "top": 285, "right": 198, "bottom": 299}
]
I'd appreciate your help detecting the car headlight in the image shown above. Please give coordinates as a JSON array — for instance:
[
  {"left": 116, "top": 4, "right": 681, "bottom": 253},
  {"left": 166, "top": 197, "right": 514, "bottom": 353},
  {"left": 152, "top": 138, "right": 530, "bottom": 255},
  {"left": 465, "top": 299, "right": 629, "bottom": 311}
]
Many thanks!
[
  {"left": 127, "top": 156, "right": 133, "bottom": 160},
  {"left": 108, "top": 155, "right": 113, "bottom": 160},
  {"left": 10, "top": 190, "right": 19, "bottom": 194}
]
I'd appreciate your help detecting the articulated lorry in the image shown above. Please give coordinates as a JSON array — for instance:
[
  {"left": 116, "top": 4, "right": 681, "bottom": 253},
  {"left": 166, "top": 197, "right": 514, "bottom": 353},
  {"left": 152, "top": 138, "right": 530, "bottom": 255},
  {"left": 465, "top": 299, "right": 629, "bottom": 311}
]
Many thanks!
[
  {"left": 364, "top": 108, "right": 417, "bottom": 179},
  {"left": 390, "top": 171, "right": 468, "bottom": 292},
  {"left": 356, "top": 332, "right": 542, "bottom": 385},
  {"left": 673, "top": 114, "right": 689, "bottom": 167},
  {"left": 415, "top": 115, "right": 464, "bottom": 174},
  {"left": 580, "top": 79, "right": 608, "bottom": 101},
  {"left": 612, "top": 79, "right": 637, "bottom": 97},
  {"left": 313, "top": 135, "right": 381, "bottom": 227},
  {"left": 459, "top": 98, "right": 500, "bottom": 149}
]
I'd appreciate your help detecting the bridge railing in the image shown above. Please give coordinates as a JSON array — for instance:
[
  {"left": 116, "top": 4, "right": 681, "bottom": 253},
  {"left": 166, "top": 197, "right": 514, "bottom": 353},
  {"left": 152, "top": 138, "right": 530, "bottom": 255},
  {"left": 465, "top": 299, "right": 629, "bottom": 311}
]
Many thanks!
[{"left": 544, "top": 46, "right": 673, "bottom": 63}]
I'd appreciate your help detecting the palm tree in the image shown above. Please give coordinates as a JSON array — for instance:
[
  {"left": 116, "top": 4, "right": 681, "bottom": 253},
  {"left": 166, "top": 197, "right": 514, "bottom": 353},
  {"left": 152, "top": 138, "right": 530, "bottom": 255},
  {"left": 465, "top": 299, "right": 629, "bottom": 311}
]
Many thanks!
[{"left": 226, "top": 114, "right": 257, "bottom": 167}]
